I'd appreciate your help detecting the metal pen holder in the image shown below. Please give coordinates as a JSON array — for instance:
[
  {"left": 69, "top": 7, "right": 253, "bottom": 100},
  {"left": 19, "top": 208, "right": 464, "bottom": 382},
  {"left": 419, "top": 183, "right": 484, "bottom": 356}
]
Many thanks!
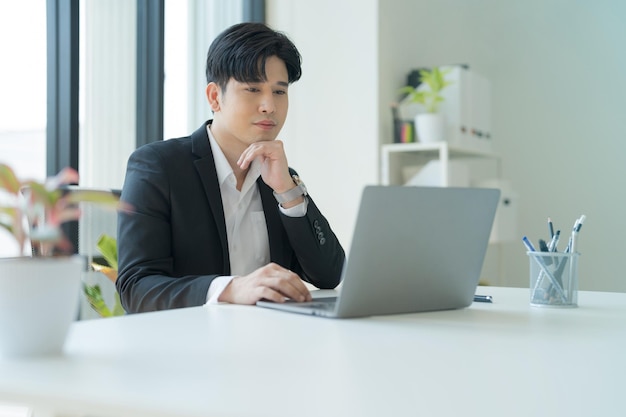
[{"left": 528, "top": 251, "right": 579, "bottom": 308}]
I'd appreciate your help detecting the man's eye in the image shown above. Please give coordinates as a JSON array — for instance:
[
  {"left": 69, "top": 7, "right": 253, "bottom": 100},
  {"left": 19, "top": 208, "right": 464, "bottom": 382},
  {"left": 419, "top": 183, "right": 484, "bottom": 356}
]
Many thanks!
[
  {"left": 274, "top": 90, "right": 287, "bottom": 95},
  {"left": 246, "top": 87, "right": 259, "bottom": 92}
]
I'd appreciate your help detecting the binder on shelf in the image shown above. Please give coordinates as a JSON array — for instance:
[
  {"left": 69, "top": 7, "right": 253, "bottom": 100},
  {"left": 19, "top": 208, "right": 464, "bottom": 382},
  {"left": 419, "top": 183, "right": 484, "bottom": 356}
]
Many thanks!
[
  {"left": 438, "top": 65, "right": 492, "bottom": 153},
  {"left": 394, "top": 120, "right": 415, "bottom": 143}
]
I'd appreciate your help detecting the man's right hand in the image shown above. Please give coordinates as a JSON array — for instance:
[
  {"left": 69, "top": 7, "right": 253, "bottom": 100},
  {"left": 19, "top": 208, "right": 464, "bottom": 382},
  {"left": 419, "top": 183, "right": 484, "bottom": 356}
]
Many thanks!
[{"left": 218, "top": 262, "right": 312, "bottom": 305}]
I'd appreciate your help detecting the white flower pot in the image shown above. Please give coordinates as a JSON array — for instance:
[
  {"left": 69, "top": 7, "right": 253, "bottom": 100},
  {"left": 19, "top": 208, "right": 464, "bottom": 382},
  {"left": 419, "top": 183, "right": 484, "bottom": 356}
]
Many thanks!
[
  {"left": 0, "top": 256, "right": 85, "bottom": 358},
  {"left": 415, "top": 113, "right": 445, "bottom": 143}
]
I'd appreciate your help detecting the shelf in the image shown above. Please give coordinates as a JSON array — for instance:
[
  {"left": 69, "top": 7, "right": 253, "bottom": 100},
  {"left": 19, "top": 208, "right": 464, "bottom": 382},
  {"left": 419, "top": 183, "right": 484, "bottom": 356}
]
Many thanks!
[
  {"left": 381, "top": 141, "right": 497, "bottom": 158},
  {"left": 380, "top": 141, "right": 499, "bottom": 186}
]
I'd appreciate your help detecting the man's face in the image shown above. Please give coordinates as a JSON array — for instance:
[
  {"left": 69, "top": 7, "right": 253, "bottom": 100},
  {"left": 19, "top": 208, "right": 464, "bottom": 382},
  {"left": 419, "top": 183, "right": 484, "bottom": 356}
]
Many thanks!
[{"left": 209, "top": 55, "right": 289, "bottom": 149}]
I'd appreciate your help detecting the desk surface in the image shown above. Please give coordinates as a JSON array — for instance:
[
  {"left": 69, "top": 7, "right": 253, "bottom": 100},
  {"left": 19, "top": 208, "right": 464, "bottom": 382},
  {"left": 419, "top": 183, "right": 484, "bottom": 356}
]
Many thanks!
[{"left": 0, "top": 287, "right": 625, "bottom": 417}]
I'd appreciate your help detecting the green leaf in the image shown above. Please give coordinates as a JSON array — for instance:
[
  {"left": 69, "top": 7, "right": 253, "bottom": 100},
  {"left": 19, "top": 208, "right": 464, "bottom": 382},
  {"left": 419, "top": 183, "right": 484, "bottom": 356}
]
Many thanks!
[
  {"left": 398, "top": 86, "right": 416, "bottom": 95},
  {"left": 112, "top": 292, "right": 125, "bottom": 316},
  {"left": 398, "top": 66, "right": 454, "bottom": 113},
  {"left": 96, "top": 234, "right": 118, "bottom": 270},
  {"left": 83, "top": 283, "right": 113, "bottom": 317},
  {"left": 66, "top": 189, "right": 122, "bottom": 206},
  {"left": 0, "top": 222, "right": 14, "bottom": 237}
]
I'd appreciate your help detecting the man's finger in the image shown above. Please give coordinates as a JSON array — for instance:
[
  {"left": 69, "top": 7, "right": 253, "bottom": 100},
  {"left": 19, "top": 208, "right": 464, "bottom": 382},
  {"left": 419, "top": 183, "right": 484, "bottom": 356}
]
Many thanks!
[{"left": 265, "top": 269, "right": 310, "bottom": 302}]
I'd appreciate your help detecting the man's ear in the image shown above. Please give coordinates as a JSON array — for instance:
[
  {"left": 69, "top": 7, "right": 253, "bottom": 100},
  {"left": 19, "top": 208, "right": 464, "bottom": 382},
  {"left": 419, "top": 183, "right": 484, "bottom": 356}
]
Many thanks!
[{"left": 206, "top": 82, "right": 221, "bottom": 112}]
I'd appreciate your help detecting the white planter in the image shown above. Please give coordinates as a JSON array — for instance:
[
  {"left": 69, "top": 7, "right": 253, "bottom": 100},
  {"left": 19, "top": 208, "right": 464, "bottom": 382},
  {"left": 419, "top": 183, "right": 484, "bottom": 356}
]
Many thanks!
[
  {"left": 0, "top": 256, "right": 85, "bottom": 358},
  {"left": 415, "top": 113, "right": 445, "bottom": 143}
]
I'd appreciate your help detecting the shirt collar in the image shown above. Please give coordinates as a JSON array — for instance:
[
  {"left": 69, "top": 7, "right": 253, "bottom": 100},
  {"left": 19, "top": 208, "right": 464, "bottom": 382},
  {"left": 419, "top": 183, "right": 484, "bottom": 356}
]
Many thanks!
[{"left": 206, "top": 126, "right": 261, "bottom": 189}]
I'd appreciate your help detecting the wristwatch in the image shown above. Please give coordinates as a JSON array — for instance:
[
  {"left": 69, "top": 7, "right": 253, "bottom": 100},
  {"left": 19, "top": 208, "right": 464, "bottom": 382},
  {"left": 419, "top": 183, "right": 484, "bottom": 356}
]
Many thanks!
[{"left": 273, "top": 174, "right": 308, "bottom": 204}]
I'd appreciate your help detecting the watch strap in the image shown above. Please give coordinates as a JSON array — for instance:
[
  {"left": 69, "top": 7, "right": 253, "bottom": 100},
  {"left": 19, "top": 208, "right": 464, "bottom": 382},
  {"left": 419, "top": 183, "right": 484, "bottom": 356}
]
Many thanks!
[{"left": 273, "top": 175, "right": 307, "bottom": 204}]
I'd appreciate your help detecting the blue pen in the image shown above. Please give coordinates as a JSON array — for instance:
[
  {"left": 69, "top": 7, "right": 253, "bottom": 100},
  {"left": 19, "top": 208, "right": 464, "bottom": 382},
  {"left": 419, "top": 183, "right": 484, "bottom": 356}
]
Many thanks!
[{"left": 522, "top": 236, "right": 537, "bottom": 252}]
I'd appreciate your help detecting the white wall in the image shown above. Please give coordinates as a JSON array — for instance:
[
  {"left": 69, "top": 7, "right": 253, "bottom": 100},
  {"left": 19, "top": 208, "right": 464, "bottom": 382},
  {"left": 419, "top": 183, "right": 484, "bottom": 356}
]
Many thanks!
[
  {"left": 267, "top": 0, "right": 379, "bottom": 250},
  {"left": 268, "top": 0, "right": 626, "bottom": 292},
  {"left": 493, "top": 1, "right": 626, "bottom": 292}
]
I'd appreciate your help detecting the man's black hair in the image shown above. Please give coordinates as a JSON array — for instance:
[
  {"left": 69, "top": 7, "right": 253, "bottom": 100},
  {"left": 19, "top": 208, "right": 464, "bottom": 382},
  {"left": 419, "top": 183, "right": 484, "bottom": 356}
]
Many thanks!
[{"left": 205, "top": 22, "right": 302, "bottom": 90}]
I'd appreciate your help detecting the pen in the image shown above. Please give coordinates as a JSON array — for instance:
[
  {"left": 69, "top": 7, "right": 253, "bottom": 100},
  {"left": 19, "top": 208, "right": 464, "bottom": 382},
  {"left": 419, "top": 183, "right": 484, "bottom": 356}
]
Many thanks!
[
  {"left": 570, "top": 214, "right": 586, "bottom": 254},
  {"left": 567, "top": 215, "right": 585, "bottom": 301},
  {"left": 521, "top": 236, "right": 536, "bottom": 252},
  {"left": 548, "top": 230, "right": 560, "bottom": 252},
  {"left": 538, "top": 239, "right": 552, "bottom": 265},
  {"left": 474, "top": 294, "right": 493, "bottom": 303},
  {"left": 564, "top": 215, "right": 583, "bottom": 252},
  {"left": 553, "top": 216, "right": 585, "bottom": 296},
  {"left": 548, "top": 217, "right": 555, "bottom": 239}
]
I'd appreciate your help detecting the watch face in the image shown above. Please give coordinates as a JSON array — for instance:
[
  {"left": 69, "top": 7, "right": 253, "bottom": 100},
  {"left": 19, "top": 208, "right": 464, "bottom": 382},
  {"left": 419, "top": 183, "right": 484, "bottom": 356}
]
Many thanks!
[{"left": 292, "top": 175, "right": 307, "bottom": 195}]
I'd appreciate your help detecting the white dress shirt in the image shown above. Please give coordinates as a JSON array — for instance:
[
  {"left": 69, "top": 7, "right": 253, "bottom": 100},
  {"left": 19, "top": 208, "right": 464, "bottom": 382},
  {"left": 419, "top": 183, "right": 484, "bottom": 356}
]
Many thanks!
[{"left": 205, "top": 127, "right": 307, "bottom": 304}]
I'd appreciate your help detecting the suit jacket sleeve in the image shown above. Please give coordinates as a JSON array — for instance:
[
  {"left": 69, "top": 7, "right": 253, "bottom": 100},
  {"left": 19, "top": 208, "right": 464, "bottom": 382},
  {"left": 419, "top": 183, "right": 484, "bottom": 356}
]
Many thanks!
[{"left": 258, "top": 170, "right": 345, "bottom": 290}]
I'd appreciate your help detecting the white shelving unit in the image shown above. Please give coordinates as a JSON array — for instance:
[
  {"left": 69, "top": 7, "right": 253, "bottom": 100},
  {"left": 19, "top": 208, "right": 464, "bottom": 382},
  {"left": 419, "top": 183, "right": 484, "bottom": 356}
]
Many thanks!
[{"left": 380, "top": 141, "right": 499, "bottom": 186}]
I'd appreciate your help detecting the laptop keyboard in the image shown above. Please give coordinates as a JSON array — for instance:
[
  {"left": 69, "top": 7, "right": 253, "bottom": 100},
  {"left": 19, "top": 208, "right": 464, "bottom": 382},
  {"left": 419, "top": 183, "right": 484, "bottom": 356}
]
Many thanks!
[{"left": 287, "top": 297, "right": 337, "bottom": 311}]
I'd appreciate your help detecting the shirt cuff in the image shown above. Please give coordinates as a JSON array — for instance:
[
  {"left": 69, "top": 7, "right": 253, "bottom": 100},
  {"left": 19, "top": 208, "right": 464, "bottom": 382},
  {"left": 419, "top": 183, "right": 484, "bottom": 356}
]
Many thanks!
[
  {"left": 205, "top": 275, "right": 235, "bottom": 305},
  {"left": 278, "top": 196, "right": 308, "bottom": 217}
]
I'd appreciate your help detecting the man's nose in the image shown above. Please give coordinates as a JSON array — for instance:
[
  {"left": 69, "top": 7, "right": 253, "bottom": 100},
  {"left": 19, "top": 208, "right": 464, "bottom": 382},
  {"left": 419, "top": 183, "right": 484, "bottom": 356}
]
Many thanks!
[{"left": 259, "top": 94, "right": 276, "bottom": 113}]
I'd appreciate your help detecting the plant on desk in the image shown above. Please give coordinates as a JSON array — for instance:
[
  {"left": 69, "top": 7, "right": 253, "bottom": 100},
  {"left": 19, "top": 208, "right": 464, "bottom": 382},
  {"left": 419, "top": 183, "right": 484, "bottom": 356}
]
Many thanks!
[
  {"left": 399, "top": 66, "right": 453, "bottom": 143},
  {"left": 0, "top": 163, "right": 129, "bottom": 358}
]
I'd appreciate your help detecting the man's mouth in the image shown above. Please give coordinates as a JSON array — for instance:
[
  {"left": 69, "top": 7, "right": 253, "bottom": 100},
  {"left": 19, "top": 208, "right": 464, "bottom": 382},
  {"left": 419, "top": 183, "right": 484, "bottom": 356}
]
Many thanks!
[{"left": 254, "top": 120, "right": 276, "bottom": 130}]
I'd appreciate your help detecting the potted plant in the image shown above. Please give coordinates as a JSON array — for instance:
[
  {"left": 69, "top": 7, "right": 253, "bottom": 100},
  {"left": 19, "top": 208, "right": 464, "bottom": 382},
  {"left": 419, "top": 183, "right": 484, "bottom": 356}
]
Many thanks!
[
  {"left": 0, "top": 163, "right": 128, "bottom": 357},
  {"left": 399, "top": 66, "right": 453, "bottom": 143}
]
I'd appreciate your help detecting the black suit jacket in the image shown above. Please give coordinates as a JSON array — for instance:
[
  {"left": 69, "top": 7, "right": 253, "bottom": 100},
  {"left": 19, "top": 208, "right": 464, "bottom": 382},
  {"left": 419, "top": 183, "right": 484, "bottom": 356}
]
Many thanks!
[{"left": 116, "top": 122, "right": 345, "bottom": 313}]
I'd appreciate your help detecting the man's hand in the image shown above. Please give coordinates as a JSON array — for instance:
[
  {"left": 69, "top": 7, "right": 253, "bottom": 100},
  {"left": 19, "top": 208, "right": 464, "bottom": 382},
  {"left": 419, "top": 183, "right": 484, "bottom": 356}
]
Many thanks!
[
  {"left": 237, "top": 140, "right": 294, "bottom": 194},
  {"left": 218, "top": 263, "right": 312, "bottom": 305}
]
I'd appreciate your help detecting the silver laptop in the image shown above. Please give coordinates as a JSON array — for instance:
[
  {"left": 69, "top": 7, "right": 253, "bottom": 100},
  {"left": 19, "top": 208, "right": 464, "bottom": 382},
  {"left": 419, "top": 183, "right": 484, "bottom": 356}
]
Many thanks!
[{"left": 257, "top": 185, "right": 500, "bottom": 318}]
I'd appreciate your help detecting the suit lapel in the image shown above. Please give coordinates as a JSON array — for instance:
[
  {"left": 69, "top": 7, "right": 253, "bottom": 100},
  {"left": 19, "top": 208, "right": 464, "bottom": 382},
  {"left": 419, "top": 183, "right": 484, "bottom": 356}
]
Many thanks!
[{"left": 191, "top": 123, "right": 231, "bottom": 274}]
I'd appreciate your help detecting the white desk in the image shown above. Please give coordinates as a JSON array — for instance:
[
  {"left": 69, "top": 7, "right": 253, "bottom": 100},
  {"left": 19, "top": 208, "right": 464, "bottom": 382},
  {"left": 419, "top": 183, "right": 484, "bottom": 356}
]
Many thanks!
[{"left": 0, "top": 287, "right": 625, "bottom": 417}]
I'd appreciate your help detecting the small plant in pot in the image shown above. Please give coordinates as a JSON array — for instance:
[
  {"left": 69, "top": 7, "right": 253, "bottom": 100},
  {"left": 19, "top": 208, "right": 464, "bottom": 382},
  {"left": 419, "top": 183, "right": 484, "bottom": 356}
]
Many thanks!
[
  {"left": 0, "top": 163, "right": 129, "bottom": 357},
  {"left": 399, "top": 67, "right": 453, "bottom": 143}
]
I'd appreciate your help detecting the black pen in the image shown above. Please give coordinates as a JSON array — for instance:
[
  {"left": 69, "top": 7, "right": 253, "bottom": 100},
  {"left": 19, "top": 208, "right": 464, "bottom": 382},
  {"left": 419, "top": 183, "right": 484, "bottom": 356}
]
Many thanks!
[
  {"left": 474, "top": 294, "right": 493, "bottom": 303},
  {"left": 548, "top": 217, "right": 555, "bottom": 239}
]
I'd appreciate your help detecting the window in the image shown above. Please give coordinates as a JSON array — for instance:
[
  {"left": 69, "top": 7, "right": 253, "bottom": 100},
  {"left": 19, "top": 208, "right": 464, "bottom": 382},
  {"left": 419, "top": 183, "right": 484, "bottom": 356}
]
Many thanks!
[
  {"left": 0, "top": 0, "right": 47, "bottom": 181},
  {"left": 0, "top": 0, "right": 47, "bottom": 257},
  {"left": 163, "top": 0, "right": 244, "bottom": 139},
  {"left": 79, "top": 0, "right": 137, "bottom": 190}
]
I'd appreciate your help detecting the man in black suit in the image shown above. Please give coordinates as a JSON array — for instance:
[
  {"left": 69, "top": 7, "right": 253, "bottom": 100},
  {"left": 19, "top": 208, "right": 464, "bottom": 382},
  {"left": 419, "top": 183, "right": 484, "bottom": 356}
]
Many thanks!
[{"left": 116, "top": 22, "right": 345, "bottom": 313}]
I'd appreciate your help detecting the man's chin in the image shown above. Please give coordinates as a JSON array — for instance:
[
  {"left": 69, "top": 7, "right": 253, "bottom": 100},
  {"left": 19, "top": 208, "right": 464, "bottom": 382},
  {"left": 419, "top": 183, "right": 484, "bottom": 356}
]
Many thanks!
[{"left": 249, "top": 133, "right": 278, "bottom": 142}]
